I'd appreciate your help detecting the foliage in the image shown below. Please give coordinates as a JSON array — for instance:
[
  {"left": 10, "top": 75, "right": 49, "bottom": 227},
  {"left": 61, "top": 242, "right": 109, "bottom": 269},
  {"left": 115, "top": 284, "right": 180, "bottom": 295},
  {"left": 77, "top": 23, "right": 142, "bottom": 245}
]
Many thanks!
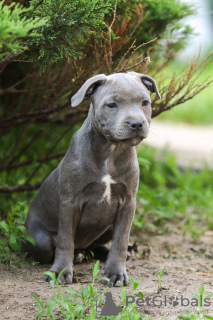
[
  {"left": 0, "top": 1, "right": 46, "bottom": 59},
  {"left": 28, "top": 0, "right": 118, "bottom": 67},
  {"left": 0, "top": 201, "right": 35, "bottom": 268},
  {"left": 0, "top": 0, "right": 197, "bottom": 66}
]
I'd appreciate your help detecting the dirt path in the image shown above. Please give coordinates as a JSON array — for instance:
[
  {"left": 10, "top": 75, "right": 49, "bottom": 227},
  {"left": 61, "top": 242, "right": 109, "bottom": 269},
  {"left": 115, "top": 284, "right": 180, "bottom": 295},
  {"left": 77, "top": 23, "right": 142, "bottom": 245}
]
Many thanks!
[
  {"left": 1, "top": 225, "right": 213, "bottom": 319},
  {"left": 145, "top": 121, "right": 213, "bottom": 169}
]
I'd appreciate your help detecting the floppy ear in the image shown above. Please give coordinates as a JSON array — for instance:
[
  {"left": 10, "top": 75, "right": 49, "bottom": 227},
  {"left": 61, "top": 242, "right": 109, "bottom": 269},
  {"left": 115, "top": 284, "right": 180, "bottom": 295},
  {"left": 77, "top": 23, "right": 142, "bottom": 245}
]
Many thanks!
[
  {"left": 141, "top": 75, "right": 161, "bottom": 99},
  {"left": 71, "top": 74, "right": 107, "bottom": 107},
  {"left": 128, "top": 72, "right": 161, "bottom": 99}
]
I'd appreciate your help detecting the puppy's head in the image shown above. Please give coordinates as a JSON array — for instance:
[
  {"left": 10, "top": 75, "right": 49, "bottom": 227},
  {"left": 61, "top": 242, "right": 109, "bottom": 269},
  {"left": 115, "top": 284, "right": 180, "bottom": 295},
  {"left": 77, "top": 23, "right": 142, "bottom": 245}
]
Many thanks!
[{"left": 71, "top": 72, "right": 161, "bottom": 146}]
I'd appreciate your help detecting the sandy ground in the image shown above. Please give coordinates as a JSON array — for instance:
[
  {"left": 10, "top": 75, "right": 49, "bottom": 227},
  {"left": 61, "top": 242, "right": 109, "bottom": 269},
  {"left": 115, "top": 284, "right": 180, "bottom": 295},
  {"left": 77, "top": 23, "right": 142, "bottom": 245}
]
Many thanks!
[
  {"left": 1, "top": 225, "right": 213, "bottom": 320},
  {"left": 145, "top": 121, "right": 213, "bottom": 169}
]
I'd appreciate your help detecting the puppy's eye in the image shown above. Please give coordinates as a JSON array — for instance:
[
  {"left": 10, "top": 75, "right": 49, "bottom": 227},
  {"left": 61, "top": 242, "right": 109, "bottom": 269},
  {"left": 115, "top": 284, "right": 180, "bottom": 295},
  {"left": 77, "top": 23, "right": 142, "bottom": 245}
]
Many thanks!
[
  {"left": 107, "top": 102, "right": 117, "bottom": 109},
  {"left": 142, "top": 100, "right": 149, "bottom": 107}
]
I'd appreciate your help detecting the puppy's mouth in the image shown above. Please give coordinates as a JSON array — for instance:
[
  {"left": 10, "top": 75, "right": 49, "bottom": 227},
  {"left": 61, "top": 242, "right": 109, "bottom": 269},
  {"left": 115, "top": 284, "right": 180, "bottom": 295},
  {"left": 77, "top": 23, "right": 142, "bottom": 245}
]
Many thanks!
[
  {"left": 120, "top": 136, "right": 144, "bottom": 146},
  {"left": 105, "top": 133, "right": 145, "bottom": 146}
]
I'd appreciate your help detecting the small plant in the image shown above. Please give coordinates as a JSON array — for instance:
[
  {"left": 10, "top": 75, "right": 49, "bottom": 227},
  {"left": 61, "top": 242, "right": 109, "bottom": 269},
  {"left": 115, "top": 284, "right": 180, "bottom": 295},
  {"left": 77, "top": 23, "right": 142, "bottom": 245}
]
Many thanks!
[
  {"left": 178, "top": 286, "right": 213, "bottom": 320},
  {"left": 0, "top": 202, "right": 35, "bottom": 268},
  {"left": 128, "top": 275, "right": 142, "bottom": 295},
  {"left": 194, "top": 286, "right": 213, "bottom": 318},
  {"left": 155, "top": 268, "right": 165, "bottom": 293}
]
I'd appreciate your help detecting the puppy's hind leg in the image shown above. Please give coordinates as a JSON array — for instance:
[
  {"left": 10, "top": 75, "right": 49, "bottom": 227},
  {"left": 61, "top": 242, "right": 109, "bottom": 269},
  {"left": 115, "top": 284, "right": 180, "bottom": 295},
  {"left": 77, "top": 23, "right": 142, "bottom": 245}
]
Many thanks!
[{"left": 22, "top": 217, "right": 55, "bottom": 264}]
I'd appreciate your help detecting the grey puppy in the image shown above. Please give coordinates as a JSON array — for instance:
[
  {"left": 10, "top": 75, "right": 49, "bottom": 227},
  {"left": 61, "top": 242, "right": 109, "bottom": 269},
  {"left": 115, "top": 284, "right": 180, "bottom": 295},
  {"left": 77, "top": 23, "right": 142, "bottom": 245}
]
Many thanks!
[{"left": 23, "top": 72, "right": 161, "bottom": 286}]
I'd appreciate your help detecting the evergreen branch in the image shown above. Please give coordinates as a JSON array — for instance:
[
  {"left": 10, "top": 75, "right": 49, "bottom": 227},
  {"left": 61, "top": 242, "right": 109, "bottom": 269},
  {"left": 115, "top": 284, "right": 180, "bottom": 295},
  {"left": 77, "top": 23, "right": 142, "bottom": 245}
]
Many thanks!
[{"left": 0, "top": 1, "right": 46, "bottom": 60}]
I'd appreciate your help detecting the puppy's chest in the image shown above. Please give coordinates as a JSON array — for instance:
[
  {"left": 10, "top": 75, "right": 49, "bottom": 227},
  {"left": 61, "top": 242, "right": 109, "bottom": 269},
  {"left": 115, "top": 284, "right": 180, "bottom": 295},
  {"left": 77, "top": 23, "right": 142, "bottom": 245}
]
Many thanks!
[
  {"left": 100, "top": 153, "right": 128, "bottom": 200},
  {"left": 80, "top": 174, "right": 126, "bottom": 225},
  {"left": 83, "top": 174, "right": 126, "bottom": 205},
  {"left": 84, "top": 152, "right": 127, "bottom": 204}
]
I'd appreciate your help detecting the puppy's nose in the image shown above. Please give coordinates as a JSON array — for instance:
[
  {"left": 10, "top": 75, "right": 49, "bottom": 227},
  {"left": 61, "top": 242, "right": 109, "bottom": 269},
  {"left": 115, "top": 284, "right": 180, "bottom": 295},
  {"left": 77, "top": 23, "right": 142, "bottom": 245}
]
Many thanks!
[{"left": 128, "top": 120, "right": 143, "bottom": 132}]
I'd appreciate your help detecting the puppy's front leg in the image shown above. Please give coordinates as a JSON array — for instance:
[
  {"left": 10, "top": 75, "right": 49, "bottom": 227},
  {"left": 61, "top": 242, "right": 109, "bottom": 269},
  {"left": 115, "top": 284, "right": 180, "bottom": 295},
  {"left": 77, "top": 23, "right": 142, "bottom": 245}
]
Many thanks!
[
  {"left": 103, "top": 196, "right": 136, "bottom": 287},
  {"left": 46, "top": 196, "right": 80, "bottom": 284}
]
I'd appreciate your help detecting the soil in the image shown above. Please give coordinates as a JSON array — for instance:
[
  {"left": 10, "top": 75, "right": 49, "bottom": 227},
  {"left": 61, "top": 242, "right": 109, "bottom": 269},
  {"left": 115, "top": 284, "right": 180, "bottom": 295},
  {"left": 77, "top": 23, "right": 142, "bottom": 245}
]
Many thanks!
[{"left": 1, "top": 224, "right": 213, "bottom": 320}]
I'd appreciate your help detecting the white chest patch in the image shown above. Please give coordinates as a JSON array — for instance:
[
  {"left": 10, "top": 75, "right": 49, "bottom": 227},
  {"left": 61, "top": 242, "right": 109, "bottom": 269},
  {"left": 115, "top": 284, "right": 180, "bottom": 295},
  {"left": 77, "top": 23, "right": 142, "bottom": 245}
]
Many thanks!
[{"left": 101, "top": 174, "right": 116, "bottom": 204}]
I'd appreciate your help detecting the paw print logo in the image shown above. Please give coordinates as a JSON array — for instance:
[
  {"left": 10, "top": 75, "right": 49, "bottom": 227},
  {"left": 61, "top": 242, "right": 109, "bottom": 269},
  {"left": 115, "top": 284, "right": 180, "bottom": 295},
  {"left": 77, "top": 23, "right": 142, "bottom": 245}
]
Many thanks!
[
  {"left": 169, "top": 296, "right": 179, "bottom": 307},
  {"left": 173, "top": 297, "right": 179, "bottom": 307}
]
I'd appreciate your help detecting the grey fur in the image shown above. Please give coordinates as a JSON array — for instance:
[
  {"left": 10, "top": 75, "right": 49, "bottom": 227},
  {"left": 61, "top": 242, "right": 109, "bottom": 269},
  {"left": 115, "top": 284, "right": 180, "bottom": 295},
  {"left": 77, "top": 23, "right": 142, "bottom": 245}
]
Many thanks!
[{"left": 23, "top": 72, "right": 160, "bottom": 286}]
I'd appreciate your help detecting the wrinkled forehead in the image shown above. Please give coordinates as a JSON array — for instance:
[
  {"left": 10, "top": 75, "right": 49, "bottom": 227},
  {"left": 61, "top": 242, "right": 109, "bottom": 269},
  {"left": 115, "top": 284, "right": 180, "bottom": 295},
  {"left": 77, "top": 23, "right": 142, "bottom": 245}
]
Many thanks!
[{"left": 93, "top": 74, "right": 151, "bottom": 105}]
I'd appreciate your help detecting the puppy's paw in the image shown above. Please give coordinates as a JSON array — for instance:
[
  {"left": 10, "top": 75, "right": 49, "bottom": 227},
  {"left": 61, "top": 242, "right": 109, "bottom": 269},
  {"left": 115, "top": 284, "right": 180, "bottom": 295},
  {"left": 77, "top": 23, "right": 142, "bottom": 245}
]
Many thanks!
[
  {"left": 45, "top": 266, "right": 73, "bottom": 284},
  {"left": 102, "top": 265, "right": 129, "bottom": 287}
]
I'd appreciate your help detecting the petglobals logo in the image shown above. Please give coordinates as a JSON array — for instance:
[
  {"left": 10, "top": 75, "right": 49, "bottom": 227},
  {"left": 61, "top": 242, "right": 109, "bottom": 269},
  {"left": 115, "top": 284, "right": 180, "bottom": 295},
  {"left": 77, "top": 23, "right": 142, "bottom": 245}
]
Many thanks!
[
  {"left": 94, "top": 292, "right": 211, "bottom": 318},
  {"left": 126, "top": 295, "right": 211, "bottom": 308}
]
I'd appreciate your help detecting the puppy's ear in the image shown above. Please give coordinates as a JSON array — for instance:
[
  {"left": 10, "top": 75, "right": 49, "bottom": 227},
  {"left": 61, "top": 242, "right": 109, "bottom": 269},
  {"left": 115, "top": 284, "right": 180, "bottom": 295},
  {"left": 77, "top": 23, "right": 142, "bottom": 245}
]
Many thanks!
[
  {"left": 71, "top": 74, "right": 107, "bottom": 107},
  {"left": 141, "top": 75, "right": 161, "bottom": 99},
  {"left": 128, "top": 72, "right": 161, "bottom": 99}
]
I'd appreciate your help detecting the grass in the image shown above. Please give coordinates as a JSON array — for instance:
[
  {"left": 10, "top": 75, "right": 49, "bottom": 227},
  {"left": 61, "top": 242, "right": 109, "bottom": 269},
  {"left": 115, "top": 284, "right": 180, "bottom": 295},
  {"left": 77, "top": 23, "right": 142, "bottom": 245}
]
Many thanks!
[
  {"left": 156, "top": 60, "right": 213, "bottom": 125},
  {"left": 134, "top": 144, "right": 213, "bottom": 235}
]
